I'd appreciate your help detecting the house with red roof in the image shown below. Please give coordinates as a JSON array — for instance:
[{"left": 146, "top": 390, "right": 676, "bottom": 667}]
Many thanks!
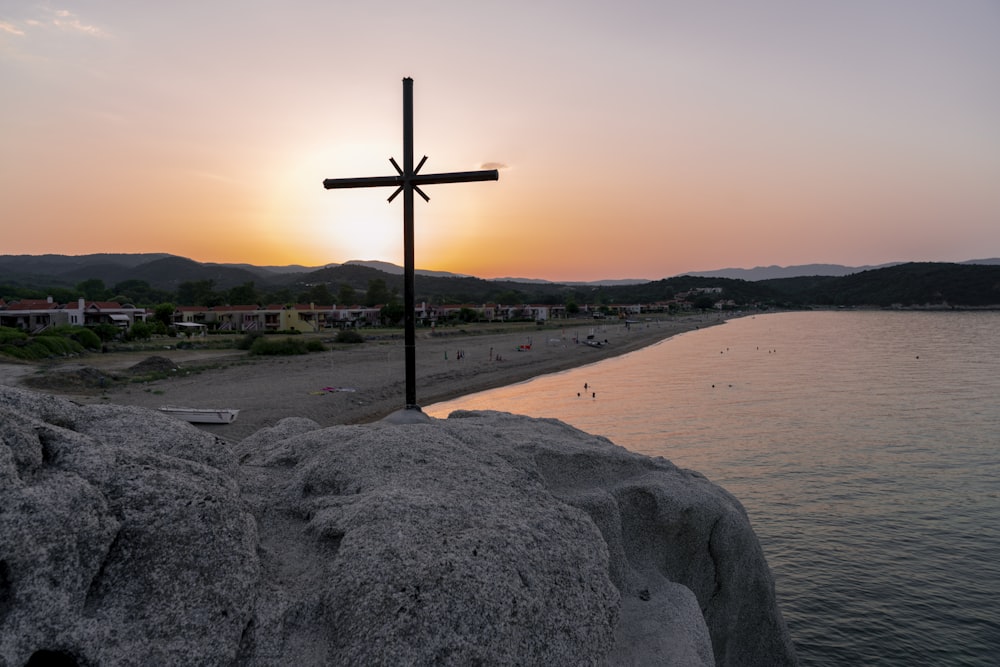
[{"left": 0, "top": 297, "right": 145, "bottom": 332}]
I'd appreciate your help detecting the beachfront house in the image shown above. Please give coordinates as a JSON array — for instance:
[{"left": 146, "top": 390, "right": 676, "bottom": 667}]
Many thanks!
[
  {"left": 608, "top": 303, "right": 644, "bottom": 317},
  {"left": 0, "top": 298, "right": 60, "bottom": 332},
  {"left": 174, "top": 303, "right": 345, "bottom": 332},
  {"left": 0, "top": 297, "right": 147, "bottom": 333},
  {"left": 326, "top": 305, "right": 382, "bottom": 328},
  {"left": 526, "top": 305, "right": 551, "bottom": 321},
  {"left": 210, "top": 305, "right": 264, "bottom": 332},
  {"left": 77, "top": 300, "right": 147, "bottom": 328},
  {"left": 277, "top": 304, "right": 338, "bottom": 332},
  {"left": 175, "top": 306, "right": 212, "bottom": 326},
  {"left": 433, "top": 304, "right": 471, "bottom": 323}
]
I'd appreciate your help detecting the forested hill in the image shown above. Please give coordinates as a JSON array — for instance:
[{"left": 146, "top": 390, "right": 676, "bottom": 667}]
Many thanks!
[
  {"left": 759, "top": 262, "right": 1000, "bottom": 308},
  {"left": 1, "top": 254, "right": 999, "bottom": 308}
]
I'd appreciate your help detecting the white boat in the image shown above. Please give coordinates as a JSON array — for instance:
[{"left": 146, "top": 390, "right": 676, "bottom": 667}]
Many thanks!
[{"left": 159, "top": 407, "right": 240, "bottom": 424}]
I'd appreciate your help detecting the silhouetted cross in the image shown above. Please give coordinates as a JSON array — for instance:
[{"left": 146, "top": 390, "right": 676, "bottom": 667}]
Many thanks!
[{"left": 323, "top": 77, "right": 499, "bottom": 412}]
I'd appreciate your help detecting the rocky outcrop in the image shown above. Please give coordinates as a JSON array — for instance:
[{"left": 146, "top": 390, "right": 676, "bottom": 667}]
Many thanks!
[
  {"left": 0, "top": 386, "right": 796, "bottom": 666},
  {"left": 0, "top": 387, "right": 258, "bottom": 667}
]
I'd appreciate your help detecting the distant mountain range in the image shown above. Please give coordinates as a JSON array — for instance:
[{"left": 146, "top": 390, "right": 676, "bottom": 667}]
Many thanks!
[
  {"left": 683, "top": 263, "right": 897, "bottom": 280},
  {"left": 682, "top": 259, "right": 1000, "bottom": 281},
  {"left": 3, "top": 253, "right": 1000, "bottom": 308},
  {"left": 341, "top": 259, "right": 1000, "bottom": 284},
  {"left": 3, "top": 253, "right": 998, "bottom": 288}
]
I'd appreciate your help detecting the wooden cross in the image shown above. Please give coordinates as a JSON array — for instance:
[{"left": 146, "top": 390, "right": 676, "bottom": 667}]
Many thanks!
[{"left": 323, "top": 77, "right": 499, "bottom": 412}]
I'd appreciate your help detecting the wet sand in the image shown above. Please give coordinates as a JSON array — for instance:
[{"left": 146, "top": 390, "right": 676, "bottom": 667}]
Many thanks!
[{"left": 1, "top": 316, "right": 725, "bottom": 441}]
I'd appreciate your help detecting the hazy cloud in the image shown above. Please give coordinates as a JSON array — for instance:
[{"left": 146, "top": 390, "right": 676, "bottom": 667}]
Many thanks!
[
  {"left": 480, "top": 162, "right": 509, "bottom": 170},
  {"left": 0, "top": 9, "right": 109, "bottom": 39},
  {"left": 0, "top": 21, "right": 26, "bottom": 36},
  {"left": 50, "top": 9, "right": 109, "bottom": 38}
]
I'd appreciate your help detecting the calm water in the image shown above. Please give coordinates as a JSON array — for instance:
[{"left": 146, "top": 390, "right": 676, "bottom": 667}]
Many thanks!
[{"left": 427, "top": 311, "right": 1000, "bottom": 666}]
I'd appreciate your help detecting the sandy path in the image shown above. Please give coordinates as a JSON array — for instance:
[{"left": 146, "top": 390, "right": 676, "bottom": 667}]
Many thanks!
[{"left": 2, "top": 316, "right": 725, "bottom": 441}]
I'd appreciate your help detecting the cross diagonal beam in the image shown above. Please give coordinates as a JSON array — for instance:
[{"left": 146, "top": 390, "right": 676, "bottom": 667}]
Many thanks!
[{"left": 322, "top": 77, "right": 499, "bottom": 412}]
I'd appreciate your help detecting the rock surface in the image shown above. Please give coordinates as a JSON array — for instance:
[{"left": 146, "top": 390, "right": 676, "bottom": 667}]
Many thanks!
[{"left": 1, "top": 386, "right": 796, "bottom": 666}]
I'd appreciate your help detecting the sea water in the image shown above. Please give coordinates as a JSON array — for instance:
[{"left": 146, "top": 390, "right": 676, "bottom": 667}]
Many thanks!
[{"left": 426, "top": 311, "right": 1000, "bottom": 666}]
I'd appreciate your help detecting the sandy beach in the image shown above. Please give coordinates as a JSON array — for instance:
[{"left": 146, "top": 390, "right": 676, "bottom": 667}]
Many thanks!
[{"left": 1, "top": 315, "right": 725, "bottom": 441}]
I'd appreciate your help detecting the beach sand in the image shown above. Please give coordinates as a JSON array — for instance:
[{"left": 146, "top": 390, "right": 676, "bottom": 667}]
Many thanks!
[{"left": 1, "top": 315, "right": 724, "bottom": 441}]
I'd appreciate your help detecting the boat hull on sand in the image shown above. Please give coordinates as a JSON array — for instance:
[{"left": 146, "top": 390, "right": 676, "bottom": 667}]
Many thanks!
[{"left": 159, "top": 407, "right": 239, "bottom": 424}]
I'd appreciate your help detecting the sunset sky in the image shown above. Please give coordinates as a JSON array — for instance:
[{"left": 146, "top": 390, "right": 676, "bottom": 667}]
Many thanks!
[{"left": 3, "top": 2, "right": 998, "bottom": 282}]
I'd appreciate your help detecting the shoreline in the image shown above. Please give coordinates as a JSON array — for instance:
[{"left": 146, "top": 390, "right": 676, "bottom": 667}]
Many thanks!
[
  {"left": 412, "top": 316, "right": 729, "bottom": 409},
  {"left": 1, "top": 314, "right": 730, "bottom": 441}
]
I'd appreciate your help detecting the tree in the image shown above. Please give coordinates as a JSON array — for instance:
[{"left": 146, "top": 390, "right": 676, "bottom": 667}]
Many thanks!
[
  {"left": 300, "top": 283, "right": 334, "bottom": 306},
  {"left": 126, "top": 321, "right": 154, "bottom": 341},
  {"left": 565, "top": 300, "right": 580, "bottom": 315},
  {"left": 379, "top": 302, "right": 405, "bottom": 326},
  {"left": 693, "top": 295, "right": 716, "bottom": 311},
  {"left": 153, "top": 303, "right": 176, "bottom": 329},
  {"left": 263, "top": 287, "right": 294, "bottom": 305},
  {"left": 177, "top": 280, "right": 221, "bottom": 307},
  {"left": 92, "top": 323, "right": 121, "bottom": 343},
  {"left": 365, "top": 278, "right": 392, "bottom": 306},
  {"left": 337, "top": 283, "right": 357, "bottom": 306},
  {"left": 496, "top": 290, "right": 524, "bottom": 305},
  {"left": 228, "top": 281, "right": 259, "bottom": 306},
  {"left": 112, "top": 279, "right": 170, "bottom": 306},
  {"left": 76, "top": 278, "right": 107, "bottom": 301},
  {"left": 47, "top": 287, "right": 79, "bottom": 304}
]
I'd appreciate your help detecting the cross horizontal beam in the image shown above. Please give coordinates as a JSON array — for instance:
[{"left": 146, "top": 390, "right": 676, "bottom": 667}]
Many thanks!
[{"left": 323, "top": 169, "right": 498, "bottom": 190}]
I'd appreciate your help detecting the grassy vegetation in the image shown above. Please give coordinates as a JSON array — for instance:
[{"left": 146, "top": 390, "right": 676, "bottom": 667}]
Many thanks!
[
  {"left": 248, "top": 336, "right": 326, "bottom": 356},
  {"left": 237, "top": 331, "right": 265, "bottom": 350},
  {"left": 0, "top": 326, "right": 93, "bottom": 361},
  {"left": 46, "top": 325, "right": 102, "bottom": 349},
  {"left": 109, "top": 333, "right": 244, "bottom": 353},
  {"left": 128, "top": 361, "right": 234, "bottom": 384}
]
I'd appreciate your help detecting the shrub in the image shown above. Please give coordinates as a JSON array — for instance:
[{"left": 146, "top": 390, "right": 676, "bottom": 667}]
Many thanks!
[
  {"left": 305, "top": 339, "right": 326, "bottom": 352},
  {"left": 0, "top": 336, "right": 83, "bottom": 360},
  {"left": 91, "top": 323, "right": 122, "bottom": 342},
  {"left": 33, "top": 336, "right": 81, "bottom": 356},
  {"left": 335, "top": 329, "right": 364, "bottom": 344},
  {"left": 249, "top": 336, "right": 309, "bottom": 356},
  {"left": 237, "top": 331, "right": 265, "bottom": 350},
  {"left": 126, "top": 321, "right": 154, "bottom": 341},
  {"left": 0, "top": 344, "right": 29, "bottom": 360},
  {"left": 0, "top": 327, "right": 27, "bottom": 345},
  {"left": 47, "top": 325, "right": 102, "bottom": 349},
  {"left": 75, "top": 327, "right": 102, "bottom": 349}
]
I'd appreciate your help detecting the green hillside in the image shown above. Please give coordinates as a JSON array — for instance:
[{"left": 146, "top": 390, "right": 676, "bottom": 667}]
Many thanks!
[{"left": 2, "top": 254, "right": 999, "bottom": 309}]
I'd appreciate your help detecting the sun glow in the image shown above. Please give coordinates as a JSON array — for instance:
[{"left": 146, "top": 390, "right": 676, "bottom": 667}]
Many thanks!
[
  {"left": 322, "top": 190, "right": 402, "bottom": 262},
  {"left": 254, "top": 140, "right": 407, "bottom": 264}
]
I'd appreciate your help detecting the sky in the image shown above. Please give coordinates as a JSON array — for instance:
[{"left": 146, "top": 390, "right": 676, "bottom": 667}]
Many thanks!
[{"left": 2, "top": 1, "right": 999, "bottom": 282}]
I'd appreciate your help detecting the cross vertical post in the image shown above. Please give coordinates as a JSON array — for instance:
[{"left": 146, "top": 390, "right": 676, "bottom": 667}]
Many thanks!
[
  {"left": 323, "top": 77, "right": 499, "bottom": 412},
  {"left": 402, "top": 78, "right": 416, "bottom": 408}
]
